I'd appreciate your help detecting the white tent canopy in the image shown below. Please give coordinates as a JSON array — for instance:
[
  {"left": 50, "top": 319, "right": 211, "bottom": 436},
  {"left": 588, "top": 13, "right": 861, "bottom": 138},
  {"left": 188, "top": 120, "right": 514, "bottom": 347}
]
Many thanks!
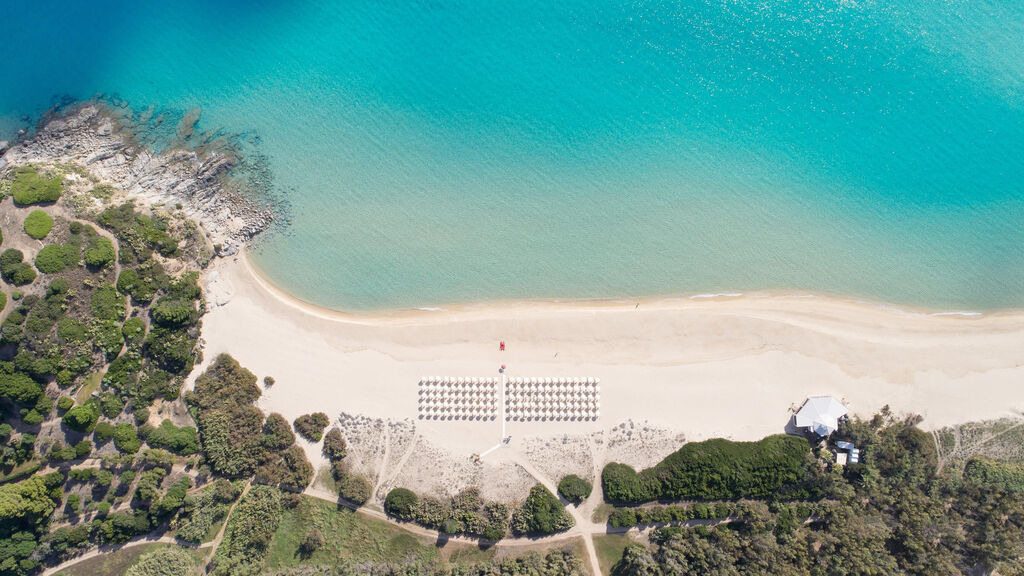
[{"left": 795, "top": 396, "right": 848, "bottom": 436}]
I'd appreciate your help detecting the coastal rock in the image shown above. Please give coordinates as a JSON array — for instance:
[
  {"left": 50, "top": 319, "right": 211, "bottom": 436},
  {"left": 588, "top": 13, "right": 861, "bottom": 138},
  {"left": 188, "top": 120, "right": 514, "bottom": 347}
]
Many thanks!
[{"left": 0, "top": 102, "right": 274, "bottom": 248}]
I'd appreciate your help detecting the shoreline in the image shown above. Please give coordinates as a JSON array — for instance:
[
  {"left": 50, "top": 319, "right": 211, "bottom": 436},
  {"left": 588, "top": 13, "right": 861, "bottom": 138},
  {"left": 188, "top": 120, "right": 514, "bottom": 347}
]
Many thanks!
[
  {"left": 199, "top": 248, "right": 1024, "bottom": 497},
  {"left": 241, "top": 248, "right": 1023, "bottom": 325}
]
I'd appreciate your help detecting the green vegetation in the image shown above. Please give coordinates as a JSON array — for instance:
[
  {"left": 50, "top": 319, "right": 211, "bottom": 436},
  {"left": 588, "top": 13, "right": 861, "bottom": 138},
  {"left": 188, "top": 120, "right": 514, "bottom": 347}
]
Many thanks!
[
  {"left": 1, "top": 249, "right": 37, "bottom": 286},
  {"left": 322, "top": 427, "right": 347, "bottom": 460},
  {"left": 602, "top": 435, "right": 816, "bottom": 504},
  {"left": 607, "top": 501, "right": 745, "bottom": 528},
  {"left": 594, "top": 534, "right": 632, "bottom": 576},
  {"left": 0, "top": 473, "right": 64, "bottom": 575},
  {"left": 293, "top": 412, "right": 330, "bottom": 442},
  {"left": 385, "top": 487, "right": 419, "bottom": 520},
  {"left": 98, "top": 203, "right": 178, "bottom": 262},
  {"left": 187, "top": 355, "right": 313, "bottom": 491},
  {"left": 22, "top": 211, "right": 53, "bottom": 240},
  {"left": 144, "top": 419, "right": 199, "bottom": 455},
  {"left": 61, "top": 401, "right": 99, "bottom": 433},
  {"left": 11, "top": 167, "right": 62, "bottom": 205},
  {"left": 336, "top": 473, "right": 373, "bottom": 506},
  {"left": 210, "top": 485, "right": 282, "bottom": 576},
  {"left": 172, "top": 479, "right": 240, "bottom": 543},
  {"left": 33, "top": 244, "right": 78, "bottom": 274},
  {"left": 511, "top": 484, "right": 575, "bottom": 536},
  {"left": 113, "top": 423, "right": 142, "bottom": 453},
  {"left": 604, "top": 413, "right": 1024, "bottom": 576},
  {"left": 123, "top": 546, "right": 196, "bottom": 576},
  {"left": 963, "top": 457, "right": 1024, "bottom": 493},
  {"left": 83, "top": 236, "right": 115, "bottom": 268},
  {"left": 558, "top": 474, "right": 592, "bottom": 505}
]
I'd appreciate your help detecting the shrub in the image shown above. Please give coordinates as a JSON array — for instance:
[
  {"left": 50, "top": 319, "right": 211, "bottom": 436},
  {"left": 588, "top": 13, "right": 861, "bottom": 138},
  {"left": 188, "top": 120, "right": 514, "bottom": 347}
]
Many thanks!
[
  {"left": 146, "top": 419, "right": 199, "bottom": 455},
  {"left": 263, "top": 376, "right": 275, "bottom": 387},
  {"left": 34, "top": 244, "right": 77, "bottom": 274},
  {"left": 385, "top": 488, "right": 419, "bottom": 520},
  {"left": 602, "top": 435, "right": 815, "bottom": 504},
  {"left": 23, "top": 210, "right": 53, "bottom": 239},
  {"left": 0, "top": 249, "right": 37, "bottom": 285},
  {"left": 94, "top": 421, "right": 116, "bottom": 443},
  {"left": 11, "top": 166, "right": 62, "bottom": 204},
  {"left": 125, "top": 546, "right": 196, "bottom": 576},
  {"left": 209, "top": 485, "right": 282, "bottom": 576},
  {"left": 322, "top": 427, "right": 348, "bottom": 460},
  {"left": 113, "top": 423, "right": 142, "bottom": 453},
  {"left": 510, "top": 484, "right": 574, "bottom": 536},
  {"left": 294, "top": 412, "right": 330, "bottom": 442},
  {"left": 57, "top": 396, "right": 74, "bottom": 411},
  {"left": 90, "top": 283, "right": 126, "bottom": 321},
  {"left": 62, "top": 401, "right": 99, "bottom": 432},
  {"left": 84, "top": 236, "right": 116, "bottom": 268},
  {"left": 299, "top": 527, "right": 324, "bottom": 556},
  {"left": 557, "top": 474, "right": 592, "bottom": 505},
  {"left": 188, "top": 355, "right": 263, "bottom": 476},
  {"left": 0, "top": 292, "right": 5, "bottom": 312},
  {"left": 338, "top": 474, "right": 373, "bottom": 506}
]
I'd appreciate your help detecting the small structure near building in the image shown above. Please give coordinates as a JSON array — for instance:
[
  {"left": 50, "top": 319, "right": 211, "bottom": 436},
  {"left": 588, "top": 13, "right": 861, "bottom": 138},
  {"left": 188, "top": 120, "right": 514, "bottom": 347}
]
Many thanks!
[
  {"left": 836, "top": 440, "right": 860, "bottom": 464},
  {"left": 795, "top": 396, "right": 849, "bottom": 438}
]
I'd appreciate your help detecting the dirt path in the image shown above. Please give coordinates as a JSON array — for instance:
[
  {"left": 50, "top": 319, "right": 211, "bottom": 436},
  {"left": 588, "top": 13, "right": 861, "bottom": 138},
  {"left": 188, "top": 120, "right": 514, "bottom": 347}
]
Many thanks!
[
  {"left": 203, "top": 480, "right": 252, "bottom": 571},
  {"left": 513, "top": 455, "right": 602, "bottom": 575},
  {"left": 372, "top": 425, "right": 392, "bottom": 499},
  {"left": 41, "top": 534, "right": 192, "bottom": 576}
]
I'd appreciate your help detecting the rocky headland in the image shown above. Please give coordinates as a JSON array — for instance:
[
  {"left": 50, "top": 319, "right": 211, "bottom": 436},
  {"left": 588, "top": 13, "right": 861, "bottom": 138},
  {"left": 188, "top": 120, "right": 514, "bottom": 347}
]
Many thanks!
[{"left": 0, "top": 101, "right": 275, "bottom": 255}]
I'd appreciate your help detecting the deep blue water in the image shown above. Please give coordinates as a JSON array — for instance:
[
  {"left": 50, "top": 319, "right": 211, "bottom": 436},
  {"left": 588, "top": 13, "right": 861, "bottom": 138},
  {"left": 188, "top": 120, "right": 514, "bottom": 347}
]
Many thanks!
[{"left": 2, "top": 0, "right": 1022, "bottom": 310}]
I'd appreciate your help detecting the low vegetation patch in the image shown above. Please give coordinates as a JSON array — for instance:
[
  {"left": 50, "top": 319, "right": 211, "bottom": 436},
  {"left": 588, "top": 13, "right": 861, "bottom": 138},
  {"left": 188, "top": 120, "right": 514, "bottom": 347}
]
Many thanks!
[
  {"left": 11, "top": 166, "right": 62, "bottom": 205},
  {"left": 23, "top": 210, "right": 53, "bottom": 239}
]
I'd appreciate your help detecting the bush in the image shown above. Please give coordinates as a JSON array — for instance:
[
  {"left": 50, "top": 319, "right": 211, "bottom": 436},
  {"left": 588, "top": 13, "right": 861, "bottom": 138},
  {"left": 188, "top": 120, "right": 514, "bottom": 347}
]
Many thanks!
[
  {"left": 11, "top": 166, "right": 62, "bottom": 204},
  {"left": 322, "top": 428, "right": 348, "bottom": 461},
  {"left": 125, "top": 546, "right": 196, "bottom": 576},
  {"left": 34, "top": 244, "right": 78, "bottom": 274},
  {"left": 385, "top": 488, "right": 419, "bottom": 520},
  {"left": 94, "top": 421, "right": 116, "bottom": 443},
  {"left": 84, "top": 236, "right": 116, "bottom": 268},
  {"left": 62, "top": 401, "right": 99, "bottom": 432},
  {"left": 1, "top": 249, "right": 37, "bottom": 285},
  {"left": 113, "top": 423, "right": 142, "bottom": 453},
  {"left": 557, "top": 474, "right": 592, "bottom": 505},
  {"left": 23, "top": 210, "right": 53, "bottom": 239},
  {"left": 338, "top": 474, "right": 373, "bottom": 506},
  {"left": 510, "top": 484, "right": 575, "bottom": 536},
  {"left": 294, "top": 412, "right": 330, "bottom": 442},
  {"left": 57, "top": 396, "right": 74, "bottom": 412},
  {"left": 146, "top": 419, "right": 199, "bottom": 455},
  {"left": 209, "top": 485, "right": 282, "bottom": 576},
  {"left": 90, "top": 283, "right": 126, "bottom": 321},
  {"left": 188, "top": 355, "right": 263, "bottom": 476},
  {"left": 602, "top": 435, "right": 815, "bottom": 504}
]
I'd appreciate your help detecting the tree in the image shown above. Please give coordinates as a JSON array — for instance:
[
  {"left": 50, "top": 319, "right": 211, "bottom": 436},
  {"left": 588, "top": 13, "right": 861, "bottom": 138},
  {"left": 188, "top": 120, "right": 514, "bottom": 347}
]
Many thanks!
[
  {"left": 384, "top": 488, "right": 418, "bottom": 520},
  {"left": 293, "top": 412, "right": 330, "bottom": 442},
  {"left": 510, "top": 484, "right": 575, "bottom": 536},
  {"left": 322, "top": 428, "right": 347, "bottom": 461},
  {"left": 557, "top": 474, "right": 592, "bottom": 505},
  {"left": 299, "top": 527, "right": 324, "bottom": 557}
]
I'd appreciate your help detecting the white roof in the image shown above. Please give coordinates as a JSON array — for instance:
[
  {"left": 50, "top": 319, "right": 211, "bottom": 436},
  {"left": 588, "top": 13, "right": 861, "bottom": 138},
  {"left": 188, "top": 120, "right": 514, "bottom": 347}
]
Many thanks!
[{"left": 795, "top": 396, "right": 848, "bottom": 436}]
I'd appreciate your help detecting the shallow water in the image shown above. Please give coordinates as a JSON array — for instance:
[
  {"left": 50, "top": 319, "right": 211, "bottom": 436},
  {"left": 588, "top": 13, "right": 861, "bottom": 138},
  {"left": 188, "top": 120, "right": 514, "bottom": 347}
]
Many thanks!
[{"left": 3, "top": 0, "right": 1022, "bottom": 310}]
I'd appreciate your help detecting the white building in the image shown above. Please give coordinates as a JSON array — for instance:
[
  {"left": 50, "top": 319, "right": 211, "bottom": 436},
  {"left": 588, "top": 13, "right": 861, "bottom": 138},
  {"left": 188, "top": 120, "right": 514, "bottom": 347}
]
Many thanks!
[{"left": 795, "top": 396, "right": 849, "bottom": 437}]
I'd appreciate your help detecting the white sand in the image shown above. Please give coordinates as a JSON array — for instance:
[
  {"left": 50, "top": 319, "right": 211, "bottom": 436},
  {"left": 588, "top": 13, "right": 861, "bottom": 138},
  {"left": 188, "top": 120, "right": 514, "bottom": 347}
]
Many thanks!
[{"left": 196, "top": 251, "right": 1024, "bottom": 482}]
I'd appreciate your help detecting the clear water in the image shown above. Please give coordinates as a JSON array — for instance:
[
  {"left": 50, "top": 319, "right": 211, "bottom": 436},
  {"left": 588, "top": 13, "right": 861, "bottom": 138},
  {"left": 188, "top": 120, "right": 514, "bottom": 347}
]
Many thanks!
[{"left": 2, "top": 0, "right": 1022, "bottom": 310}]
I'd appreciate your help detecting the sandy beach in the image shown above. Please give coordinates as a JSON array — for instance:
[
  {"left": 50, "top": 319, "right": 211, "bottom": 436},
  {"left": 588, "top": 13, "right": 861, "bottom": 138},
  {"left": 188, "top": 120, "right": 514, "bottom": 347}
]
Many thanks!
[{"left": 196, "top": 250, "right": 1024, "bottom": 499}]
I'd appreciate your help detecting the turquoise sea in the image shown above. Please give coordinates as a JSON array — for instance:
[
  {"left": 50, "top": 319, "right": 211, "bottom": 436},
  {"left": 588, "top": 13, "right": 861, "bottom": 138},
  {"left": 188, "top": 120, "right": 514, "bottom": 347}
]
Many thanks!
[{"left": 2, "top": 1, "right": 1022, "bottom": 311}]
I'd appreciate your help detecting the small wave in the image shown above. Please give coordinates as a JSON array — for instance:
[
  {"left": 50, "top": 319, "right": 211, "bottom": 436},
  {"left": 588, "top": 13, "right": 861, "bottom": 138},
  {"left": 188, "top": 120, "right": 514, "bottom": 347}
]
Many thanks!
[
  {"left": 414, "top": 307, "right": 445, "bottom": 312},
  {"left": 690, "top": 293, "right": 743, "bottom": 299}
]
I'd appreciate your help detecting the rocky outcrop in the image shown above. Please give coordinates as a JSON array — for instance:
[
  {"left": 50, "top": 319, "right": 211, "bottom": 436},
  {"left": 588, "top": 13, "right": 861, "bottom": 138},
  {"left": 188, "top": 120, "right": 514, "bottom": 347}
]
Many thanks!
[{"left": 1, "top": 102, "right": 274, "bottom": 252}]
